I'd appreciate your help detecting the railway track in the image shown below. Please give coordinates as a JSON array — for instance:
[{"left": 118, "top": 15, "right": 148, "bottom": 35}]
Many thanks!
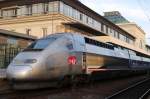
[
  {"left": 139, "top": 88, "right": 150, "bottom": 99},
  {"left": 0, "top": 86, "right": 21, "bottom": 97},
  {"left": 106, "top": 78, "right": 150, "bottom": 99},
  {"left": 0, "top": 85, "right": 72, "bottom": 99},
  {"left": 0, "top": 75, "right": 148, "bottom": 99},
  {"left": 0, "top": 89, "right": 15, "bottom": 96}
]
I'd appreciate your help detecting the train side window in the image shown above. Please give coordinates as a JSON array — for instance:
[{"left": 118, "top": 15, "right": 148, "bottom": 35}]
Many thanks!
[
  {"left": 97, "top": 42, "right": 101, "bottom": 46},
  {"left": 84, "top": 37, "right": 114, "bottom": 50}
]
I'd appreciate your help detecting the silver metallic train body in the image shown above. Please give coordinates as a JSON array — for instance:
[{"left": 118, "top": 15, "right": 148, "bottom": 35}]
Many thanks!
[{"left": 6, "top": 33, "right": 150, "bottom": 89}]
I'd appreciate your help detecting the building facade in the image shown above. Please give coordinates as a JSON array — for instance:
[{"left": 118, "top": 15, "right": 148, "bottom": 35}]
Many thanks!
[
  {"left": 0, "top": 0, "right": 149, "bottom": 55},
  {"left": 104, "top": 11, "right": 150, "bottom": 55},
  {"left": 146, "top": 45, "right": 150, "bottom": 53},
  {"left": 0, "top": 29, "right": 36, "bottom": 48},
  {"left": 118, "top": 23, "right": 146, "bottom": 50},
  {"left": 0, "top": 29, "right": 36, "bottom": 68}
]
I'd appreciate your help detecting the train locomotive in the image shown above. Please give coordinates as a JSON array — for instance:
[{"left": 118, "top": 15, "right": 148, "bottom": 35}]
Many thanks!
[{"left": 6, "top": 33, "right": 150, "bottom": 89}]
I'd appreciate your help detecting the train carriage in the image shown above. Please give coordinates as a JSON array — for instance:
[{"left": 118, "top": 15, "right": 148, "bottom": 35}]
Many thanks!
[{"left": 6, "top": 33, "right": 150, "bottom": 89}]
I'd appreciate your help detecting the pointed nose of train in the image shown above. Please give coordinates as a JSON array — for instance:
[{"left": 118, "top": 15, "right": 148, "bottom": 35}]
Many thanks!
[{"left": 6, "top": 66, "right": 32, "bottom": 80}]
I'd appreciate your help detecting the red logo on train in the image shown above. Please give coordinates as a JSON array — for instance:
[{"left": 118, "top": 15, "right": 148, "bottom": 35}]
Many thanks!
[{"left": 68, "top": 56, "right": 77, "bottom": 65}]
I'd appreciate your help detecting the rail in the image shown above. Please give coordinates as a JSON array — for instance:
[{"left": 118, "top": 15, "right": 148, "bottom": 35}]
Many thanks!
[
  {"left": 106, "top": 78, "right": 150, "bottom": 99},
  {"left": 139, "top": 88, "right": 150, "bottom": 99}
]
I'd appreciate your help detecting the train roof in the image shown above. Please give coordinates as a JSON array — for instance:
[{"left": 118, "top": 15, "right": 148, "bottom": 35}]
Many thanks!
[
  {"left": 45, "top": 32, "right": 110, "bottom": 42},
  {"left": 39, "top": 33, "right": 150, "bottom": 58},
  {"left": 43, "top": 32, "right": 114, "bottom": 46}
]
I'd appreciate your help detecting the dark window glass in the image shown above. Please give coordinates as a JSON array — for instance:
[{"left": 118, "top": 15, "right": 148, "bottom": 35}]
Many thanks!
[
  {"left": 106, "top": 26, "right": 108, "bottom": 34},
  {"left": 101, "top": 24, "right": 104, "bottom": 32},
  {"left": 24, "top": 37, "right": 57, "bottom": 51},
  {"left": 44, "top": 3, "right": 49, "bottom": 13},
  {"left": 26, "top": 5, "right": 32, "bottom": 15},
  {"left": 2, "top": 8, "right": 17, "bottom": 18},
  {"left": 85, "top": 37, "right": 114, "bottom": 50},
  {"left": 86, "top": 17, "right": 89, "bottom": 23},
  {"left": 80, "top": 13, "right": 83, "bottom": 21}
]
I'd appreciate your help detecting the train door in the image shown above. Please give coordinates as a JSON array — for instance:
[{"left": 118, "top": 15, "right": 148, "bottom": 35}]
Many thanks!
[{"left": 82, "top": 52, "right": 87, "bottom": 73}]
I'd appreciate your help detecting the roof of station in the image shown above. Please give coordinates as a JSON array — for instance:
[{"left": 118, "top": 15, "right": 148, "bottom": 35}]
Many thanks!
[{"left": 0, "top": 29, "right": 36, "bottom": 40}]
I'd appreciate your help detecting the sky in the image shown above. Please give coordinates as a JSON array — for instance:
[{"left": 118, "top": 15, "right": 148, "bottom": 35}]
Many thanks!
[{"left": 80, "top": 0, "right": 150, "bottom": 44}]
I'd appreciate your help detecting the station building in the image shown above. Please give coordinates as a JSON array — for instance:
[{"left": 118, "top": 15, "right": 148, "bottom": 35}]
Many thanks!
[
  {"left": 0, "top": 29, "right": 36, "bottom": 48},
  {"left": 146, "top": 45, "right": 150, "bottom": 54},
  {"left": 104, "top": 11, "right": 150, "bottom": 55},
  {"left": 0, "top": 0, "right": 149, "bottom": 55},
  {"left": 0, "top": 29, "right": 36, "bottom": 68}
]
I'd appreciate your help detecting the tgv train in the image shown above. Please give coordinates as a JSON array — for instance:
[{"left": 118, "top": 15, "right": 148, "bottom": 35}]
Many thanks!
[{"left": 6, "top": 33, "right": 150, "bottom": 89}]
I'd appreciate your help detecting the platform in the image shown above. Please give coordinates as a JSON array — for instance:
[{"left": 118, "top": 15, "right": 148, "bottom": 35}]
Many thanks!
[{"left": 0, "top": 69, "right": 6, "bottom": 79}]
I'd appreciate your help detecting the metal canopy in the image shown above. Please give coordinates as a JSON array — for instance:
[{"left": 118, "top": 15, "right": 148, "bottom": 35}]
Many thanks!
[
  {"left": 63, "top": 22, "right": 108, "bottom": 36},
  {"left": 0, "top": 29, "right": 36, "bottom": 40}
]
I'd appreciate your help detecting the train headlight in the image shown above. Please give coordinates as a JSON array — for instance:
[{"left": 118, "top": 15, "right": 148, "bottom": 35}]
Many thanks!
[
  {"left": 20, "top": 70, "right": 29, "bottom": 76},
  {"left": 24, "top": 59, "right": 37, "bottom": 64}
]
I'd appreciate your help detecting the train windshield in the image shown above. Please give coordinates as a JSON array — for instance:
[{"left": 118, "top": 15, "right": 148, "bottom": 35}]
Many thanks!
[{"left": 24, "top": 37, "right": 57, "bottom": 51}]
